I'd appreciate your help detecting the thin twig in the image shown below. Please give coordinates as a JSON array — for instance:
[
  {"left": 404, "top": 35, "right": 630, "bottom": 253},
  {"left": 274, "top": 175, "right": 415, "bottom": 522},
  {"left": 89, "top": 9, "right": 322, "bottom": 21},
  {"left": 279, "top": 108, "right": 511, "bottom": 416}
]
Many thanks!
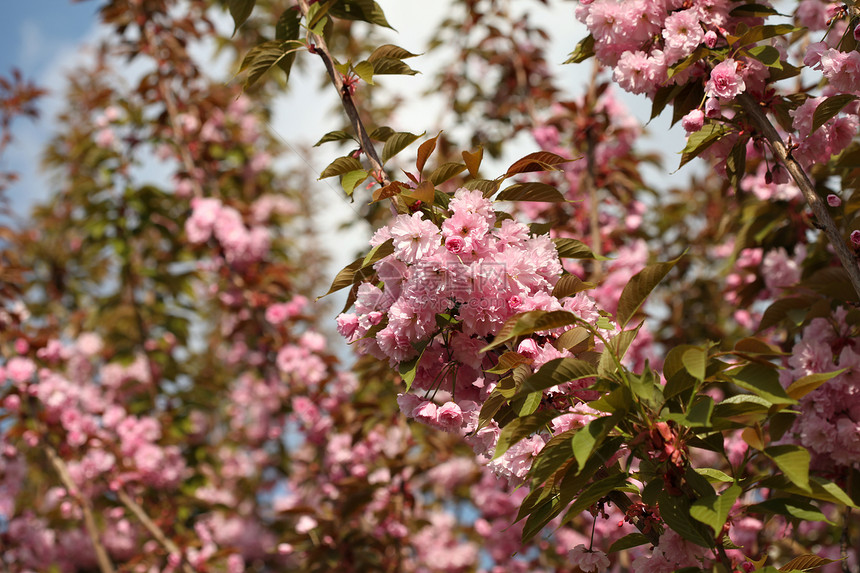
[
  {"left": 45, "top": 444, "right": 116, "bottom": 573},
  {"left": 737, "top": 93, "right": 860, "bottom": 300},
  {"left": 296, "top": 0, "right": 389, "bottom": 187},
  {"left": 142, "top": 25, "right": 204, "bottom": 199},
  {"left": 581, "top": 61, "right": 602, "bottom": 281},
  {"left": 117, "top": 489, "right": 195, "bottom": 573},
  {"left": 841, "top": 506, "right": 851, "bottom": 573}
]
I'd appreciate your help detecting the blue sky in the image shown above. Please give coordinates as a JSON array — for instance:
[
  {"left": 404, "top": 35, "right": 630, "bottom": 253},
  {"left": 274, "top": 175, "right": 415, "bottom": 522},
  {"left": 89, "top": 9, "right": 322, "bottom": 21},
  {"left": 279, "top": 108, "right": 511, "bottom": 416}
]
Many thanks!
[{"left": 0, "top": 2, "right": 100, "bottom": 218}]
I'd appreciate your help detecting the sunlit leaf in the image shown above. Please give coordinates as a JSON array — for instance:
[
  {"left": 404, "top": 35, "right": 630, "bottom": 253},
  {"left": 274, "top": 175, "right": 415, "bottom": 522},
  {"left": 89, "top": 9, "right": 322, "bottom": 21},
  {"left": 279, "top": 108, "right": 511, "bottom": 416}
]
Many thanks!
[
  {"left": 765, "top": 445, "right": 811, "bottom": 492},
  {"left": 616, "top": 255, "right": 682, "bottom": 328},
  {"left": 382, "top": 131, "right": 423, "bottom": 164},
  {"left": 690, "top": 484, "right": 741, "bottom": 534},
  {"left": 497, "top": 182, "right": 567, "bottom": 202},
  {"left": 319, "top": 155, "right": 363, "bottom": 179}
]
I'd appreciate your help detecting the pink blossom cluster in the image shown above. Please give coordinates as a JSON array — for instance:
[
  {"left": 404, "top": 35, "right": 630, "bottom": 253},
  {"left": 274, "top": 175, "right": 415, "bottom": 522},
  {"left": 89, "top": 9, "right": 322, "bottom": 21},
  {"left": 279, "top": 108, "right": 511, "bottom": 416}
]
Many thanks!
[
  {"left": 185, "top": 196, "right": 272, "bottom": 265},
  {"left": 576, "top": 0, "right": 761, "bottom": 98},
  {"left": 337, "top": 188, "right": 624, "bottom": 484},
  {"left": 790, "top": 95, "right": 860, "bottom": 170},
  {"left": 782, "top": 306, "right": 860, "bottom": 470}
]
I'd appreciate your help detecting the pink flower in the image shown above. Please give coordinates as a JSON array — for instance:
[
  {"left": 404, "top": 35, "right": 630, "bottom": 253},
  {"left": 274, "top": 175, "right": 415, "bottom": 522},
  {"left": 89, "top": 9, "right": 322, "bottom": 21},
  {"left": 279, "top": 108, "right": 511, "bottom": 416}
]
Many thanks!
[
  {"left": 681, "top": 109, "right": 705, "bottom": 133},
  {"left": 436, "top": 402, "right": 464, "bottom": 432},
  {"left": 705, "top": 59, "right": 746, "bottom": 99},
  {"left": 6, "top": 357, "right": 36, "bottom": 385},
  {"left": 662, "top": 8, "right": 704, "bottom": 64},
  {"left": 851, "top": 230, "right": 860, "bottom": 247},
  {"left": 295, "top": 515, "right": 318, "bottom": 534},
  {"left": 389, "top": 212, "right": 441, "bottom": 263},
  {"left": 569, "top": 545, "right": 610, "bottom": 573}
]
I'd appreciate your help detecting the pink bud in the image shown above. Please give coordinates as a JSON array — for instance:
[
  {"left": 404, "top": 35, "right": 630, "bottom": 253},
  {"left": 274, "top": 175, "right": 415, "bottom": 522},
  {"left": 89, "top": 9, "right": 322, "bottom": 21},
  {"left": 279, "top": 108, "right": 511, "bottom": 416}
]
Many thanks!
[
  {"left": 704, "top": 30, "right": 718, "bottom": 48},
  {"left": 681, "top": 109, "right": 705, "bottom": 133},
  {"left": 445, "top": 235, "right": 466, "bottom": 253},
  {"left": 855, "top": 23, "right": 860, "bottom": 42},
  {"left": 851, "top": 230, "right": 860, "bottom": 247},
  {"left": 705, "top": 97, "right": 721, "bottom": 119},
  {"left": 827, "top": 194, "right": 842, "bottom": 207},
  {"left": 14, "top": 338, "right": 29, "bottom": 354}
]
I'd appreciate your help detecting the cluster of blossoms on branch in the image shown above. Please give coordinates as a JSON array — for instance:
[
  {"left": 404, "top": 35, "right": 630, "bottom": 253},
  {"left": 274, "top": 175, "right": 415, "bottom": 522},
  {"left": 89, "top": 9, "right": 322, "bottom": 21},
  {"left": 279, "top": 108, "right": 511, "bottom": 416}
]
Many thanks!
[{"left": 338, "top": 188, "right": 622, "bottom": 484}]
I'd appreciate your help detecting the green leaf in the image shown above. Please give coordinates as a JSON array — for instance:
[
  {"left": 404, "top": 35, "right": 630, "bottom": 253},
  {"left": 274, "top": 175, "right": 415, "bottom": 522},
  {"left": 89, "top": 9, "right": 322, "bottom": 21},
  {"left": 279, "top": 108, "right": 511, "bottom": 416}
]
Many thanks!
[
  {"left": 667, "top": 46, "right": 708, "bottom": 79},
  {"left": 750, "top": 498, "right": 833, "bottom": 523},
  {"left": 608, "top": 533, "right": 651, "bottom": 553},
  {"left": 665, "top": 395, "right": 714, "bottom": 427},
  {"left": 494, "top": 411, "right": 558, "bottom": 459},
  {"left": 565, "top": 34, "right": 595, "bottom": 64},
  {"left": 512, "top": 391, "right": 542, "bottom": 416},
  {"left": 341, "top": 169, "right": 369, "bottom": 196},
  {"left": 728, "top": 24, "right": 799, "bottom": 48},
  {"left": 690, "top": 484, "right": 741, "bottom": 534},
  {"left": 505, "top": 151, "right": 574, "bottom": 178},
  {"left": 571, "top": 414, "right": 618, "bottom": 468},
  {"left": 562, "top": 472, "right": 629, "bottom": 523},
  {"left": 481, "top": 310, "right": 581, "bottom": 352},
  {"left": 275, "top": 8, "right": 302, "bottom": 79},
  {"left": 748, "top": 45, "right": 783, "bottom": 68},
  {"left": 657, "top": 490, "right": 715, "bottom": 548},
  {"left": 318, "top": 257, "right": 362, "bottom": 299},
  {"left": 368, "top": 44, "right": 420, "bottom": 62},
  {"left": 353, "top": 60, "right": 374, "bottom": 85},
  {"left": 682, "top": 346, "right": 707, "bottom": 381},
  {"left": 513, "top": 358, "right": 596, "bottom": 398},
  {"left": 730, "top": 3, "right": 780, "bottom": 17},
  {"left": 398, "top": 339, "right": 430, "bottom": 391},
  {"left": 726, "top": 136, "right": 748, "bottom": 191},
  {"left": 812, "top": 94, "right": 859, "bottom": 133},
  {"left": 731, "top": 363, "right": 796, "bottom": 405},
  {"left": 597, "top": 325, "right": 641, "bottom": 377},
  {"left": 485, "top": 351, "right": 532, "bottom": 375},
  {"left": 765, "top": 445, "right": 811, "bottom": 492},
  {"left": 695, "top": 468, "right": 734, "bottom": 483},
  {"left": 381, "top": 131, "right": 423, "bottom": 164},
  {"left": 369, "top": 57, "right": 419, "bottom": 76},
  {"left": 229, "top": 0, "right": 256, "bottom": 35},
  {"left": 785, "top": 370, "right": 844, "bottom": 400},
  {"left": 552, "top": 274, "right": 596, "bottom": 298},
  {"left": 712, "top": 394, "right": 772, "bottom": 418},
  {"left": 679, "top": 124, "right": 730, "bottom": 168},
  {"left": 329, "top": 0, "right": 393, "bottom": 28},
  {"left": 779, "top": 555, "right": 838, "bottom": 572},
  {"left": 369, "top": 126, "right": 395, "bottom": 141},
  {"left": 239, "top": 40, "right": 305, "bottom": 88},
  {"left": 497, "top": 182, "right": 567, "bottom": 202},
  {"left": 428, "top": 162, "right": 467, "bottom": 186},
  {"left": 314, "top": 130, "right": 354, "bottom": 147},
  {"left": 616, "top": 255, "right": 682, "bottom": 328},
  {"left": 528, "top": 429, "right": 576, "bottom": 487},
  {"left": 464, "top": 178, "right": 502, "bottom": 198},
  {"left": 553, "top": 237, "right": 606, "bottom": 260},
  {"left": 319, "top": 156, "right": 363, "bottom": 179}
]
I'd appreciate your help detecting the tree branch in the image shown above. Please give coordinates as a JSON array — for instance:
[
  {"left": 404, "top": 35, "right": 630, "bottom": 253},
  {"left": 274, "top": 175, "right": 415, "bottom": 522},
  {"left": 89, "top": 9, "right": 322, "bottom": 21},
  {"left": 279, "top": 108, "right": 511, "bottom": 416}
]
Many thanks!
[
  {"left": 296, "top": 0, "right": 390, "bottom": 187},
  {"left": 45, "top": 444, "right": 116, "bottom": 573},
  {"left": 117, "top": 489, "right": 195, "bottom": 573},
  {"left": 737, "top": 93, "right": 860, "bottom": 300},
  {"left": 606, "top": 490, "right": 661, "bottom": 547}
]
